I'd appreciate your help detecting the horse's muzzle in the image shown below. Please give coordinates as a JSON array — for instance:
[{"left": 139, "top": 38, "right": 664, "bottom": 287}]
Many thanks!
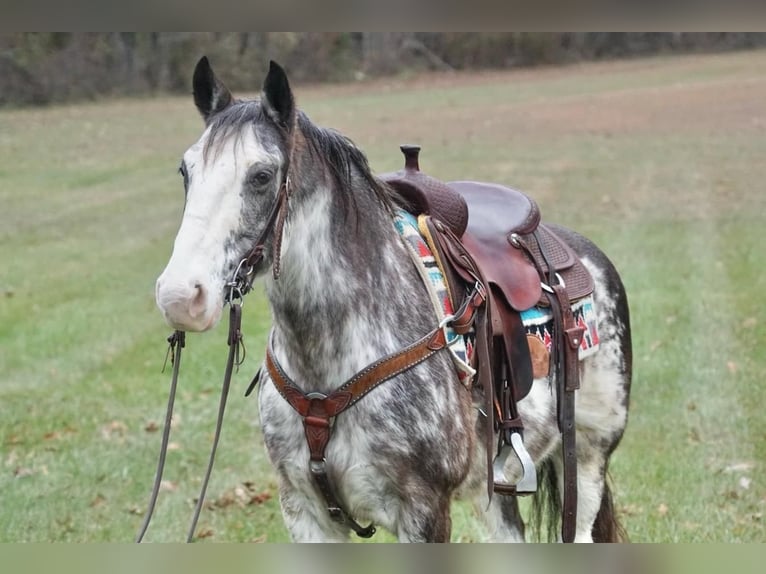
[{"left": 155, "top": 275, "right": 221, "bottom": 332}]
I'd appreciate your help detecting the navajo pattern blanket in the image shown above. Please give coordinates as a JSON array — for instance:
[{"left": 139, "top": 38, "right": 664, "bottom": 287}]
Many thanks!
[
  {"left": 521, "top": 298, "right": 600, "bottom": 360},
  {"left": 394, "top": 211, "right": 476, "bottom": 386},
  {"left": 393, "top": 210, "right": 600, "bottom": 386}
]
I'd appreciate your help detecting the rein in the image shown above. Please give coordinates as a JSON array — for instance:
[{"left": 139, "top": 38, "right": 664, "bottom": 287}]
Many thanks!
[
  {"left": 135, "top": 177, "right": 289, "bottom": 543},
  {"left": 135, "top": 304, "right": 244, "bottom": 543}
]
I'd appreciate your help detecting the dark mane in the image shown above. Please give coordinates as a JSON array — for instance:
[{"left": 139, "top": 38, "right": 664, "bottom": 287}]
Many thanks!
[
  {"left": 202, "top": 100, "right": 401, "bottom": 217},
  {"left": 297, "top": 112, "right": 399, "bottom": 215}
]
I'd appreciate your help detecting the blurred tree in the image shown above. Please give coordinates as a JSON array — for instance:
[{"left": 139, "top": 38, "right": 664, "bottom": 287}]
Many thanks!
[{"left": 2, "top": 32, "right": 766, "bottom": 107}]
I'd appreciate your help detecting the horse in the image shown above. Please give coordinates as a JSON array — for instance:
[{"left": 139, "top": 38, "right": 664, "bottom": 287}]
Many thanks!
[{"left": 154, "top": 57, "right": 632, "bottom": 543}]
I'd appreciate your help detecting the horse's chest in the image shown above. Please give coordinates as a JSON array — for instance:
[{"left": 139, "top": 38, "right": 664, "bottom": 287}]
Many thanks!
[{"left": 258, "top": 380, "right": 377, "bottom": 481}]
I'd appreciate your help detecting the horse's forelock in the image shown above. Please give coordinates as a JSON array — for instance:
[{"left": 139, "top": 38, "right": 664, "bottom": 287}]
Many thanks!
[{"left": 202, "top": 100, "right": 271, "bottom": 164}]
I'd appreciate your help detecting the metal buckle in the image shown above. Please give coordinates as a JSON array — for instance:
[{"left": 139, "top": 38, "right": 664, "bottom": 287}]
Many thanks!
[
  {"left": 309, "top": 459, "right": 327, "bottom": 475},
  {"left": 437, "top": 313, "right": 462, "bottom": 347},
  {"left": 541, "top": 272, "right": 566, "bottom": 294},
  {"left": 225, "top": 258, "right": 254, "bottom": 305},
  {"left": 472, "top": 280, "right": 486, "bottom": 303}
]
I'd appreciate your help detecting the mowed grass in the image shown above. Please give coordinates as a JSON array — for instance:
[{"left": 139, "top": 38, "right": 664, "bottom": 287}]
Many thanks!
[{"left": 1, "top": 50, "right": 765, "bottom": 542}]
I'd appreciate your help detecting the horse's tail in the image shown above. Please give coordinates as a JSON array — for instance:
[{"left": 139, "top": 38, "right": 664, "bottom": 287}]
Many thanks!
[
  {"left": 592, "top": 469, "right": 628, "bottom": 543},
  {"left": 529, "top": 460, "right": 627, "bottom": 542}
]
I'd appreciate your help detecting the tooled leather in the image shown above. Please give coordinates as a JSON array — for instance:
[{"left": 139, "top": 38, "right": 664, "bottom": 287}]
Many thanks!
[
  {"left": 304, "top": 417, "right": 331, "bottom": 461},
  {"left": 265, "top": 327, "right": 447, "bottom": 423},
  {"left": 381, "top": 175, "right": 469, "bottom": 237},
  {"left": 526, "top": 225, "right": 594, "bottom": 306},
  {"left": 380, "top": 145, "right": 469, "bottom": 237}
]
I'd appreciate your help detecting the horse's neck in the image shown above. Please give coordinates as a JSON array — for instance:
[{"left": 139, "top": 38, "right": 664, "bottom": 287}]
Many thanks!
[{"left": 265, "top": 181, "right": 423, "bottom": 390}]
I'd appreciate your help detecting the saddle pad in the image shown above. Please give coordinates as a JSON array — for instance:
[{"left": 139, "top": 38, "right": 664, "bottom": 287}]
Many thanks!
[
  {"left": 393, "top": 210, "right": 475, "bottom": 386},
  {"left": 521, "top": 296, "right": 601, "bottom": 361}
]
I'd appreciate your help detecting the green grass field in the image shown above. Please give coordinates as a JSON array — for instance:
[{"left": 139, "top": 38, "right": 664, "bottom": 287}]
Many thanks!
[{"left": 2, "top": 50, "right": 765, "bottom": 542}]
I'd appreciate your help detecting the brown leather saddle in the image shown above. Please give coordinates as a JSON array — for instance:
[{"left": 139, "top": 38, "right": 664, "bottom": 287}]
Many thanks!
[
  {"left": 381, "top": 145, "right": 592, "bottom": 540},
  {"left": 381, "top": 144, "right": 593, "bottom": 337}
]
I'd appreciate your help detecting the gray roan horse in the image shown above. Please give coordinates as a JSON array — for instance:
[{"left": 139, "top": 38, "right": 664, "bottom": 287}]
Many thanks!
[{"left": 155, "top": 58, "right": 632, "bottom": 542}]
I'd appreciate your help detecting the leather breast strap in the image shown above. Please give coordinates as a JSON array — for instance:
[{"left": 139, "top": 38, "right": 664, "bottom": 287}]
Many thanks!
[{"left": 265, "top": 326, "right": 449, "bottom": 538}]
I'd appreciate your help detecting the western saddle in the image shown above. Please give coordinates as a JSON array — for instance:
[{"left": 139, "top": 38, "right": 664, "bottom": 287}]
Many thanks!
[{"left": 381, "top": 145, "right": 594, "bottom": 542}]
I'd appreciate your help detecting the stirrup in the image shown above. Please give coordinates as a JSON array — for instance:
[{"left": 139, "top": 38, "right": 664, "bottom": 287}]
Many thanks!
[{"left": 492, "top": 431, "right": 537, "bottom": 495}]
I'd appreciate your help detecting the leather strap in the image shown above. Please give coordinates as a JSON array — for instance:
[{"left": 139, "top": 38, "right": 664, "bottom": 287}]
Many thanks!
[
  {"left": 267, "top": 328, "right": 447, "bottom": 418},
  {"left": 265, "top": 325, "right": 448, "bottom": 537},
  {"left": 552, "top": 284, "right": 583, "bottom": 543},
  {"left": 135, "top": 330, "right": 185, "bottom": 543},
  {"left": 423, "top": 217, "right": 496, "bottom": 504},
  {"left": 544, "top": 283, "right": 582, "bottom": 543},
  {"left": 230, "top": 178, "right": 290, "bottom": 299},
  {"left": 186, "top": 303, "right": 243, "bottom": 542},
  {"left": 517, "top": 230, "right": 585, "bottom": 542},
  {"left": 135, "top": 304, "right": 246, "bottom": 543}
]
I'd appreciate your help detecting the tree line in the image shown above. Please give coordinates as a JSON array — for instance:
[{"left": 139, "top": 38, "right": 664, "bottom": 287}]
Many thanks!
[{"left": 2, "top": 32, "right": 764, "bottom": 107}]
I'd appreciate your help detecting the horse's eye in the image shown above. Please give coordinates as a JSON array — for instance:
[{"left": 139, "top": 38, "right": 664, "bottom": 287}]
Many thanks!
[
  {"left": 251, "top": 170, "right": 272, "bottom": 186},
  {"left": 178, "top": 163, "right": 190, "bottom": 189}
]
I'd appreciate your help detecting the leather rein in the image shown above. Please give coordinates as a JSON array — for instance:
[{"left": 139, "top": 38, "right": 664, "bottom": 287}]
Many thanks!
[{"left": 135, "top": 170, "right": 486, "bottom": 541}]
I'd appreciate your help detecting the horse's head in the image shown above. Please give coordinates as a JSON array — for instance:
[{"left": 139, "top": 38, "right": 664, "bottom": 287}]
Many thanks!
[{"left": 156, "top": 57, "right": 296, "bottom": 332}]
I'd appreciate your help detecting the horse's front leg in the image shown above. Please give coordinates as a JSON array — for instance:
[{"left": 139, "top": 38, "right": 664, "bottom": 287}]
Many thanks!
[
  {"left": 278, "top": 484, "right": 350, "bottom": 542},
  {"left": 395, "top": 490, "right": 452, "bottom": 543}
]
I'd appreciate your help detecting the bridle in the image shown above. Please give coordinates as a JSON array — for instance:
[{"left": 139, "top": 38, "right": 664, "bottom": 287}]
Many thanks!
[
  {"left": 226, "top": 173, "right": 292, "bottom": 302},
  {"left": 135, "top": 161, "right": 486, "bottom": 541},
  {"left": 135, "top": 173, "right": 291, "bottom": 543}
]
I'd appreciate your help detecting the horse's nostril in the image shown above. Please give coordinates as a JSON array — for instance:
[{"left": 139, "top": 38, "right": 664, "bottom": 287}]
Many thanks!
[{"left": 189, "top": 282, "right": 207, "bottom": 318}]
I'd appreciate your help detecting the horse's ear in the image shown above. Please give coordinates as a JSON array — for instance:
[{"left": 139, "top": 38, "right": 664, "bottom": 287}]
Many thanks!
[
  {"left": 261, "top": 61, "right": 295, "bottom": 130},
  {"left": 193, "top": 56, "right": 233, "bottom": 123}
]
